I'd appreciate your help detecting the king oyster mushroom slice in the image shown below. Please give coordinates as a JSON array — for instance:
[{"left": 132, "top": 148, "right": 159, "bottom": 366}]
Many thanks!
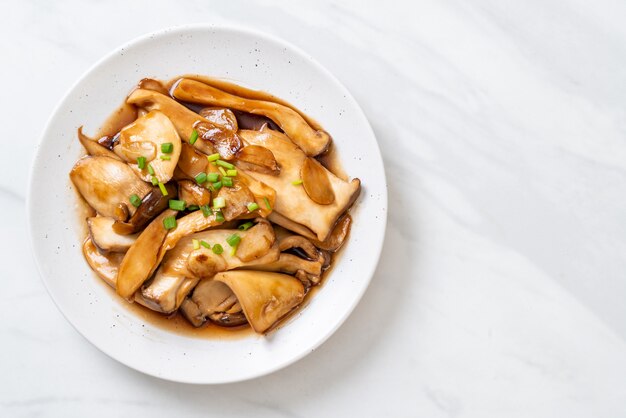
[
  {"left": 171, "top": 78, "right": 331, "bottom": 156},
  {"left": 87, "top": 217, "right": 138, "bottom": 253},
  {"left": 70, "top": 156, "right": 152, "bottom": 221},
  {"left": 214, "top": 271, "right": 305, "bottom": 333},
  {"left": 126, "top": 89, "right": 240, "bottom": 159},
  {"left": 178, "top": 180, "right": 211, "bottom": 206},
  {"left": 180, "top": 279, "right": 247, "bottom": 328},
  {"left": 237, "top": 128, "right": 360, "bottom": 241},
  {"left": 138, "top": 220, "right": 278, "bottom": 313},
  {"left": 77, "top": 127, "right": 121, "bottom": 160},
  {"left": 114, "top": 110, "right": 181, "bottom": 183},
  {"left": 112, "top": 183, "right": 177, "bottom": 235}
]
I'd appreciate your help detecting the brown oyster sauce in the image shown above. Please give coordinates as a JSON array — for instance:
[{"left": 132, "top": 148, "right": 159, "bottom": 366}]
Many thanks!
[{"left": 82, "top": 76, "right": 354, "bottom": 339}]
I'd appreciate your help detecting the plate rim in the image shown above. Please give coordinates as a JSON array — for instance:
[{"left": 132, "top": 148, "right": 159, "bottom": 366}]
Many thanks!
[{"left": 27, "top": 23, "right": 388, "bottom": 384}]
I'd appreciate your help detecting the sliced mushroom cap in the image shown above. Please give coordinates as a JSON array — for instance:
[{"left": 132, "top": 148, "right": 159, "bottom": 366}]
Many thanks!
[
  {"left": 181, "top": 279, "right": 248, "bottom": 327},
  {"left": 238, "top": 128, "right": 360, "bottom": 241},
  {"left": 115, "top": 110, "right": 181, "bottom": 183},
  {"left": 70, "top": 156, "right": 152, "bottom": 221},
  {"left": 194, "top": 120, "right": 242, "bottom": 160},
  {"left": 112, "top": 183, "right": 177, "bottom": 235},
  {"left": 77, "top": 127, "right": 121, "bottom": 160},
  {"left": 88, "top": 217, "right": 138, "bottom": 253},
  {"left": 214, "top": 271, "right": 304, "bottom": 333},
  {"left": 137, "top": 271, "right": 199, "bottom": 314},
  {"left": 82, "top": 238, "right": 125, "bottom": 287},
  {"left": 116, "top": 209, "right": 177, "bottom": 300},
  {"left": 171, "top": 78, "right": 331, "bottom": 156},
  {"left": 236, "top": 145, "right": 280, "bottom": 175},
  {"left": 198, "top": 108, "right": 238, "bottom": 132},
  {"left": 312, "top": 213, "right": 352, "bottom": 252},
  {"left": 177, "top": 143, "right": 208, "bottom": 178},
  {"left": 178, "top": 180, "right": 211, "bottom": 206}
]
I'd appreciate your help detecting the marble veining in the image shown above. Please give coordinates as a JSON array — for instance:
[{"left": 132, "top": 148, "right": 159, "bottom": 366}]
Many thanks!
[{"left": 2, "top": 0, "right": 626, "bottom": 416}]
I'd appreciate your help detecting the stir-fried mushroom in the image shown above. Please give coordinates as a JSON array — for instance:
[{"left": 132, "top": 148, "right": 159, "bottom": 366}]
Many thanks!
[
  {"left": 88, "top": 217, "right": 138, "bottom": 253},
  {"left": 171, "top": 78, "right": 331, "bottom": 156},
  {"left": 82, "top": 239, "right": 125, "bottom": 287},
  {"left": 312, "top": 213, "right": 352, "bottom": 252},
  {"left": 198, "top": 108, "right": 238, "bottom": 132},
  {"left": 77, "top": 127, "right": 121, "bottom": 160},
  {"left": 114, "top": 110, "right": 181, "bottom": 183},
  {"left": 177, "top": 143, "right": 208, "bottom": 178},
  {"left": 180, "top": 280, "right": 247, "bottom": 328},
  {"left": 71, "top": 156, "right": 152, "bottom": 221},
  {"left": 112, "top": 183, "right": 177, "bottom": 235},
  {"left": 236, "top": 145, "right": 280, "bottom": 175},
  {"left": 214, "top": 271, "right": 304, "bottom": 333},
  {"left": 178, "top": 180, "right": 211, "bottom": 206},
  {"left": 237, "top": 128, "right": 360, "bottom": 241},
  {"left": 126, "top": 89, "right": 241, "bottom": 159}
]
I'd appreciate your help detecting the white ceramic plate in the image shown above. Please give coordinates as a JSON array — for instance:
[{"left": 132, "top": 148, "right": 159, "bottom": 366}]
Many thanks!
[{"left": 28, "top": 24, "right": 387, "bottom": 384}]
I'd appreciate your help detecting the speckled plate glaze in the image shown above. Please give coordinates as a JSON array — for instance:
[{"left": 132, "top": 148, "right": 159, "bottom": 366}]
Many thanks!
[{"left": 27, "top": 24, "right": 387, "bottom": 384}]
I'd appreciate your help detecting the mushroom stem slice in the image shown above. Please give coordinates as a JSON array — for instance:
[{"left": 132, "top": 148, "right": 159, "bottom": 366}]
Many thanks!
[
  {"left": 171, "top": 78, "right": 331, "bottom": 156},
  {"left": 214, "top": 271, "right": 304, "bottom": 333},
  {"left": 88, "top": 217, "right": 138, "bottom": 253},
  {"left": 116, "top": 209, "right": 177, "bottom": 300}
]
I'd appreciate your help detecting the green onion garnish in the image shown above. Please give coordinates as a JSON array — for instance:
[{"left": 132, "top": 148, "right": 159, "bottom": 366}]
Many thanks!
[
  {"left": 137, "top": 156, "right": 146, "bottom": 169},
  {"left": 222, "top": 177, "right": 233, "bottom": 187},
  {"left": 192, "top": 239, "right": 200, "bottom": 250},
  {"left": 161, "top": 142, "right": 173, "bottom": 153},
  {"left": 163, "top": 216, "right": 177, "bottom": 230},
  {"left": 159, "top": 155, "right": 171, "bottom": 161},
  {"left": 226, "top": 169, "right": 238, "bottom": 177},
  {"left": 230, "top": 246, "right": 238, "bottom": 256},
  {"left": 226, "top": 233, "right": 241, "bottom": 247},
  {"left": 215, "top": 210, "right": 225, "bottom": 223},
  {"left": 151, "top": 177, "right": 159, "bottom": 186},
  {"left": 207, "top": 153, "right": 220, "bottom": 162},
  {"left": 200, "top": 204, "right": 212, "bottom": 217},
  {"left": 147, "top": 164, "right": 155, "bottom": 176},
  {"left": 216, "top": 160, "right": 235, "bottom": 170},
  {"left": 187, "top": 205, "right": 199, "bottom": 211},
  {"left": 189, "top": 129, "right": 198, "bottom": 145},
  {"left": 292, "top": 179, "right": 303, "bottom": 185},
  {"left": 207, "top": 172, "right": 219, "bottom": 183},
  {"left": 200, "top": 240, "right": 211, "bottom": 249},
  {"left": 158, "top": 182, "right": 168, "bottom": 196},
  {"left": 212, "top": 243, "right": 224, "bottom": 254},
  {"left": 213, "top": 197, "right": 226, "bottom": 209},
  {"left": 238, "top": 222, "right": 253, "bottom": 231},
  {"left": 263, "top": 197, "right": 271, "bottom": 210},
  {"left": 218, "top": 166, "right": 227, "bottom": 177},
  {"left": 212, "top": 181, "right": 222, "bottom": 191},
  {"left": 247, "top": 202, "right": 259, "bottom": 212},
  {"left": 195, "top": 172, "right": 207, "bottom": 184},
  {"left": 168, "top": 199, "right": 186, "bottom": 211},
  {"left": 129, "top": 194, "right": 142, "bottom": 208}
]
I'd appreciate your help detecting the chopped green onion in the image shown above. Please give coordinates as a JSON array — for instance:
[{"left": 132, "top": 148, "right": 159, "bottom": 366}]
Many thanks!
[
  {"left": 158, "top": 182, "right": 168, "bottom": 196},
  {"left": 159, "top": 155, "right": 171, "bottom": 161},
  {"left": 129, "top": 194, "right": 142, "bottom": 208},
  {"left": 192, "top": 239, "right": 200, "bottom": 250},
  {"left": 161, "top": 142, "right": 173, "bottom": 153},
  {"left": 292, "top": 179, "right": 303, "bottom": 185},
  {"left": 137, "top": 156, "right": 146, "bottom": 169},
  {"left": 212, "top": 243, "right": 224, "bottom": 254},
  {"left": 230, "top": 245, "right": 238, "bottom": 256},
  {"left": 163, "top": 216, "right": 177, "bottom": 230},
  {"left": 263, "top": 197, "right": 271, "bottom": 210},
  {"left": 215, "top": 210, "right": 225, "bottom": 223},
  {"left": 247, "top": 202, "right": 259, "bottom": 212},
  {"left": 218, "top": 166, "right": 227, "bottom": 177},
  {"left": 226, "top": 169, "right": 238, "bottom": 177},
  {"left": 168, "top": 199, "right": 186, "bottom": 211},
  {"left": 216, "top": 159, "right": 235, "bottom": 170},
  {"left": 222, "top": 177, "right": 233, "bottom": 187},
  {"left": 226, "top": 233, "right": 241, "bottom": 247},
  {"left": 207, "top": 172, "right": 219, "bottom": 183},
  {"left": 200, "top": 204, "right": 212, "bottom": 217},
  {"left": 207, "top": 153, "right": 220, "bottom": 162},
  {"left": 151, "top": 177, "right": 159, "bottom": 186},
  {"left": 238, "top": 222, "right": 253, "bottom": 231},
  {"left": 147, "top": 164, "right": 155, "bottom": 176},
  {"left": 189, "top": 129, "right": 199, "bottom": 145},
  {"left": 213, "top": 196, "right": 226, "bottom": 209},
  {"left": 195, "top": 172, "right": 207, "bottom": 184},
  {"left": 200, "top": 240, "right": 211, "bottom": 249},
  {"left": 212, "top": 181, "right": 222, "bottom": 191},
  {"left": 187, "top": 205, "right": 199, "bottom": 211}
]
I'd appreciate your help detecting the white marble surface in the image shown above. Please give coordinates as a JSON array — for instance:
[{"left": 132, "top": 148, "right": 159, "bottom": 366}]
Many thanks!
[{"left": 2, "top": 0, "right": 626, "bottom": 416}]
